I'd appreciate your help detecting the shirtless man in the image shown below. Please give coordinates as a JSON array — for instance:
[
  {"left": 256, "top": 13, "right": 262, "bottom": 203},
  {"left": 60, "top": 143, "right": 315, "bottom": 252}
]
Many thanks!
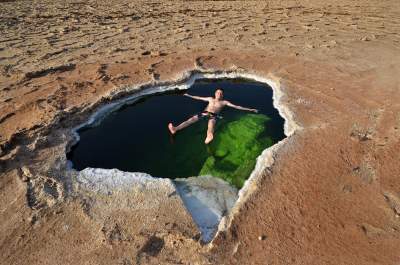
[{"left": 168, "top": 88, "right": 258, "bottom": 144}]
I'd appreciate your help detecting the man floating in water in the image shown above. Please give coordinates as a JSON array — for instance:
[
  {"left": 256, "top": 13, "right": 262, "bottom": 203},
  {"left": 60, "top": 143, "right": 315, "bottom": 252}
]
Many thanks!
[{"left": 168, "top": 88, "right": 258, "bottom": 144}]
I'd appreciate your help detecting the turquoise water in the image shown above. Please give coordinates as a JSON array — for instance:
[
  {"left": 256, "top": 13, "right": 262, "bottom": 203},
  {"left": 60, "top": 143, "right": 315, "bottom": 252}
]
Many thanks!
[{"left": 67, "top": 78, "right": 285, "bottom": 188}]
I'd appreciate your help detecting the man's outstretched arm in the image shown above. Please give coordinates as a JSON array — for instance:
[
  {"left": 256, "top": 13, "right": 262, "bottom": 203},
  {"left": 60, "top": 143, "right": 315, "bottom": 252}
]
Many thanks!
[
  {"left": 184, "top": 93, "right": 211, "bottom": 102},
  {"left": 225, "top": 101, "right": 258, "bottom": 113}
]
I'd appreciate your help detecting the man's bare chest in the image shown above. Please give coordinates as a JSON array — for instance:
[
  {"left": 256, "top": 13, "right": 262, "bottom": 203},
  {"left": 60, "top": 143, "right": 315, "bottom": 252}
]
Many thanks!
[{"left": 208, "top": 99, "right": 225, "bottom": 109}]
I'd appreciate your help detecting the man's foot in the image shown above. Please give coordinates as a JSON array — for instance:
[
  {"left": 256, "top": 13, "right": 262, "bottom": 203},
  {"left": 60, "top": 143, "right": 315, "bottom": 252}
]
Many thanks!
[
  {"left": 204, "top": 133, "right": 214, "bottom": 144},
  {"left": 168, "top": 123, "right": 176, "bottom": 134}
]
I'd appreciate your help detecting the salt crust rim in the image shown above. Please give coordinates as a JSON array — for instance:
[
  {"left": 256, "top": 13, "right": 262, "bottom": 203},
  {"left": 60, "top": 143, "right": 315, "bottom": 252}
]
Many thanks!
[{"left": 68, "top": 68, "right": 301, "bottom": 244}]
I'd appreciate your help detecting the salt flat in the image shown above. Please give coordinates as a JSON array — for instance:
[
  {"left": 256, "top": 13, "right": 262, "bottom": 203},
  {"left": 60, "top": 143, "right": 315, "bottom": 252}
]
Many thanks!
[{"left": 1, "top": 1, "right": 400, "bottom": 264}]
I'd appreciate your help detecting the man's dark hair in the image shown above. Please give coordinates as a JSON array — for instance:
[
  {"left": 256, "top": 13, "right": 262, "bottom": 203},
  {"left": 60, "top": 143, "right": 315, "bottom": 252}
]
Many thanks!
[{"left": 215, "top": 88, "right": 224, "bottom": 93}]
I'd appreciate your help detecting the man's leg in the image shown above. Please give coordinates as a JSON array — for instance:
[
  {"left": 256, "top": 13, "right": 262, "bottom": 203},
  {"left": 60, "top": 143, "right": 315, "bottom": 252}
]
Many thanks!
[
  {"left": 168, "top": 115, "right": 199, "bottom": 134},
  {"left": 205, "top": 118, "right": 216, "bottom": 144}
]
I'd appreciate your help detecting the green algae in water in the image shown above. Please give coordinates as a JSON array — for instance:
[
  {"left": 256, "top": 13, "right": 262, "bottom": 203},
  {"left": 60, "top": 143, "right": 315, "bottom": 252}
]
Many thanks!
[
  {"left": 169, "top": 113, "right": 273, "bottom": 188},
  {"left": 200, "top": 114, "right": 273, "bottom": 188}
]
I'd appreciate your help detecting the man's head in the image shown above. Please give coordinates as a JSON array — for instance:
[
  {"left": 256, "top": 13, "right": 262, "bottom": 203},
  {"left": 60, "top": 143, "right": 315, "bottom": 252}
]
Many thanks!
[{"left": 215, "top": 88, "right": 224, "bottom": 100}]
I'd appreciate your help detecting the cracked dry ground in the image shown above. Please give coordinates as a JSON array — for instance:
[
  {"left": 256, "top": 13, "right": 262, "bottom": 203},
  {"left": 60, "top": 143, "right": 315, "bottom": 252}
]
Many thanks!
[{"left": 1, "top": 0, "right": 400, "bottom": 264}]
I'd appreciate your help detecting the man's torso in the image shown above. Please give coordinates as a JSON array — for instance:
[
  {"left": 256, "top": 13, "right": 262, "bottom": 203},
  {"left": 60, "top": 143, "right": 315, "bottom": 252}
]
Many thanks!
[{"left": 204, "top": 98, "right": 226, "bottom": 114}]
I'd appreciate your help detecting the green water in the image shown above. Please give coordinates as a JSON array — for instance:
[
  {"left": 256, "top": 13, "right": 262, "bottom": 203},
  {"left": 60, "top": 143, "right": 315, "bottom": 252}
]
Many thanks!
[{"left": 164, "top": 113, "right": 273, "bottom": 188}]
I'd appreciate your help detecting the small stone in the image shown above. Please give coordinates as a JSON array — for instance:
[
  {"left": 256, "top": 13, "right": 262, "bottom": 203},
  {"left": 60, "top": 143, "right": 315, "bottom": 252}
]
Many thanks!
[
  {"left": 258, "top": 235, "right": 267, "bottom": 241},
  {"left": 27, "top": 215, "right": 37, "bottom": 225},
  {"left": 361, "top": 36, "right": 370, "bottom": 41},
  {"left": 118, "top": 27, "right": 129, "bottom": 33},
  {"left": 329, "top": 40, "right": 338, "bottom": 46},
  {"left": 20, "top": 166, "right": 32, "bottom": 182},
  {"left": 20, "top": 174, "right": 29, "bottom": 182},
  {"left": 342, "top": 184, "right": 352, "bottom": 193},
  {"left": 306, "top": 43, "right": 315, "bottom": 49},
  {"left": 150, "top": 50, "right": 161, "bottom": 56}
]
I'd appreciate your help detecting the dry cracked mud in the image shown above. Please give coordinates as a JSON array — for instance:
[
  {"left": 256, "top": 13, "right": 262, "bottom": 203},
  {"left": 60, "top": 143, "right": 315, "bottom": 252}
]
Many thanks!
[{"left": 1, "top": 0, "right": 400, "bottom": 264}]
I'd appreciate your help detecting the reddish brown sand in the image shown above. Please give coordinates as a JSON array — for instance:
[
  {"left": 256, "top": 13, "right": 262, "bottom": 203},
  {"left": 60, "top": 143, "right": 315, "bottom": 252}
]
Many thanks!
[{"left": 1, "top": 1, "right": 400, "bottom": 264}]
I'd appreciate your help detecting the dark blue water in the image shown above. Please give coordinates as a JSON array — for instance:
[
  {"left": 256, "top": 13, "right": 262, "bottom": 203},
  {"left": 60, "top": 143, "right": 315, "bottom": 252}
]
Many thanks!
[{"left": 67, "top": 78, "right": 285, "bottom": 178}]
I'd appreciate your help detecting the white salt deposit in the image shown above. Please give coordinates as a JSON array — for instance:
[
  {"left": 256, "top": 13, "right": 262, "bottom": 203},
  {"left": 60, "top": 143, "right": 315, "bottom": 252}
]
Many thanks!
[{"left": 174, "top": 176, "right": 238, "bottom": 242}]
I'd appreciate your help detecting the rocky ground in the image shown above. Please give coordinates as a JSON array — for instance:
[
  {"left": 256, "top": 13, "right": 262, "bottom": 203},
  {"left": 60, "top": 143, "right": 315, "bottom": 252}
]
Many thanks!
[{"left": 1, "top": 0, "right": 400, "bottom": 264}]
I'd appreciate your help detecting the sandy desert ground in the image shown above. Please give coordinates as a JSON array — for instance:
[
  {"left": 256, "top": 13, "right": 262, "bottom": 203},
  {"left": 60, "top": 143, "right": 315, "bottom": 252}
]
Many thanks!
[{"left": 1, "top": 0, "right": 400, "bottom": 264}]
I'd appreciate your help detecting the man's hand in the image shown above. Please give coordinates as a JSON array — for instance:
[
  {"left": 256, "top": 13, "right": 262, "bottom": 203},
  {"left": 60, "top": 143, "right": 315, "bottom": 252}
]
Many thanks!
[{"left": 251, "top": 109, "right": 259, "bottom": 113}]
